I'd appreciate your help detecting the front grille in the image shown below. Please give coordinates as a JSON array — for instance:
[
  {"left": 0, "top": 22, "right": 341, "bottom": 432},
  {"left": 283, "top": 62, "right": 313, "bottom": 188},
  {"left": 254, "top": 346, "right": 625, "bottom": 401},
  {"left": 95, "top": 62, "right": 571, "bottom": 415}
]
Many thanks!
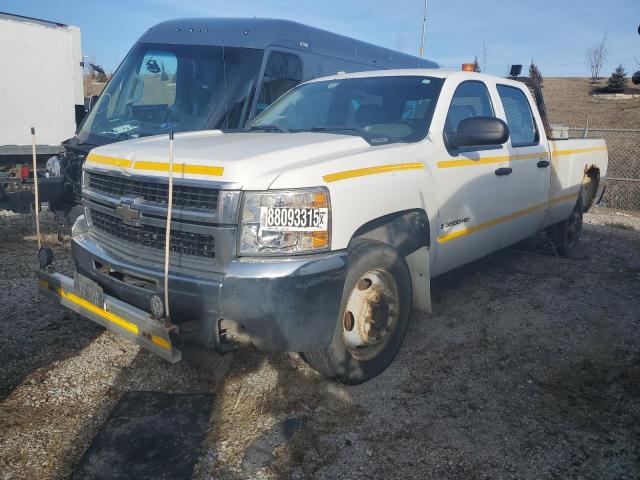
[
  {"left": 89, "top": 209, "right": 215, "bottom": 258},
  {"left": 87, "top": 172, "right": 219, "bottom": 210}
]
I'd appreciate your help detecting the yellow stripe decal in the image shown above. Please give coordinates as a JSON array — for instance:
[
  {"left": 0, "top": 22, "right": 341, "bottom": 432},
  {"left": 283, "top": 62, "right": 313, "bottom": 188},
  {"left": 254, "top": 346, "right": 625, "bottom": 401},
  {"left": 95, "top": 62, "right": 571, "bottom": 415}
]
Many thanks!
[
  {"left": 134, "top": 161, "right": 224, "bottom": 176},
  {"left": 58, "top": 287, "right": 140, "bottom": 335},
  {"left": 151, "top": 335, "right": 172, "bottom": 351},
  {"left": 86, "top": 154, "right": 132, "bottom": 168},
  {"left": 323, "top": 162, "right": 425, "bottom": 183},
  {"left": 86, "top": 154, "right": 224, "bottom": 177},
  {"left": 437, "top": 145, "right": 607, "bottom": 169},
  {"left": 550, "top": 145, "right": 608, "bottom": 157},
  {"left": 437, "top": 192, "right": 579, "bottom": 244},
  {"left": 438, "top": 151, "right": 548, "bottom": 169},
  {"left": 549, "top": 191, "right": 580, "bottom": 205}
]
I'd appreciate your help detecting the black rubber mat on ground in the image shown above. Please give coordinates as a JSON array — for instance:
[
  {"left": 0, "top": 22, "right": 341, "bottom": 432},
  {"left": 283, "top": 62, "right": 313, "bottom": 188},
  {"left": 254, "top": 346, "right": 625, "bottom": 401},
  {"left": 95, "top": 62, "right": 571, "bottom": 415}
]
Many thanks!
[{"left": 72, "top": 391, "right": 214, "bottom": 480}]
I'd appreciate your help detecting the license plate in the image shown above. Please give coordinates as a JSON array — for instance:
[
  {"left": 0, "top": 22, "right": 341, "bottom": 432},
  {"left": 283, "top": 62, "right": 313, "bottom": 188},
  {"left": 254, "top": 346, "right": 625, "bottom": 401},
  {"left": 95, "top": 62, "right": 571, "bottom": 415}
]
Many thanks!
[
  {"left": 259, "top": 207, "right": 328, "bottom": 232},
  {"left": 74, "top": 273, "right": 104, "bottom": 308}
]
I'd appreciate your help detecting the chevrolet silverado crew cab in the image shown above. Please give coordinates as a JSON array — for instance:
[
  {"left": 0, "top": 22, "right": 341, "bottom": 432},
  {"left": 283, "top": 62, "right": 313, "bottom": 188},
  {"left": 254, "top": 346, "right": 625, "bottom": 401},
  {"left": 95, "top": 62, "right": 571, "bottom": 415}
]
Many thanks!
[{"left": 38, "top": 69, "right": 608, "bottom": 384}]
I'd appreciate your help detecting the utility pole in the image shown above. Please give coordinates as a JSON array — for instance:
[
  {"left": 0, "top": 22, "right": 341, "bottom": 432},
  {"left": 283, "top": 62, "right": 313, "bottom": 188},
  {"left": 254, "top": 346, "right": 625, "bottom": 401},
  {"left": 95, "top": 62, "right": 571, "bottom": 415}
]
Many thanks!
[{"left": 419, "top": 0, "right": 428, "bottom": 57}]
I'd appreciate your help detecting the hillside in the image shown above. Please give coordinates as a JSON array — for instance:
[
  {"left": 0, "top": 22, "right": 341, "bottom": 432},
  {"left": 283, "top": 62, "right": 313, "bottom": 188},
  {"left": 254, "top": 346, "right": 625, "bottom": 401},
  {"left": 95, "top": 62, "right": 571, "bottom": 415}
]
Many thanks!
[{"left": 543, "top": 77, "right": 640, "bottom": 129}]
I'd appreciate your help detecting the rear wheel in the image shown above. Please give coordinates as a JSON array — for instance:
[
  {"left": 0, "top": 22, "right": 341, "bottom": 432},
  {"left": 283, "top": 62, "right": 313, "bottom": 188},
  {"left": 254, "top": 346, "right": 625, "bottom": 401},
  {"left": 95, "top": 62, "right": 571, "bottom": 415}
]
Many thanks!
[
  {"left": 303, "top": 242, "right": 412, "bottom": 384},
  {"left": 548, "top": 197, "right": 583, "bottom": 258}
]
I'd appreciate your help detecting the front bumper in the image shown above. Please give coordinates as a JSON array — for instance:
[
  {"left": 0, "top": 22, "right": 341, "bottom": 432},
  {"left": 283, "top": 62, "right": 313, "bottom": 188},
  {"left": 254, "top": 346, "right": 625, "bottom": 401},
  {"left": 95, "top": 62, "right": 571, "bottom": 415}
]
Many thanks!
[
  {"left": 37, "top": 270, "right": 181, "bottom": 362},
  {"left": 39, "top": 233, "right": 348, "bottom": 359}
]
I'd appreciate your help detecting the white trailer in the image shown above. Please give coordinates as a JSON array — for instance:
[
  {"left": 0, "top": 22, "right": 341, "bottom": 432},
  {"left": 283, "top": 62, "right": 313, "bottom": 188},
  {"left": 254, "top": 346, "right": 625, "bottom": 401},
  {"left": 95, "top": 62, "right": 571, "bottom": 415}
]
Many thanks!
[{"left": 0, "top": 12, "right": 84, "bottom": 211}]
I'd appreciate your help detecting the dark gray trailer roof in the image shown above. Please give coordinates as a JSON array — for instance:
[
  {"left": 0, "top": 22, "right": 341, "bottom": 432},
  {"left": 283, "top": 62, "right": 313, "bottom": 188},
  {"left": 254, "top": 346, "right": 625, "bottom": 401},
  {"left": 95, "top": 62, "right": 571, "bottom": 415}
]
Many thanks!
[{"left": 140, "top": 18, "right": 438, "bottom": 69}]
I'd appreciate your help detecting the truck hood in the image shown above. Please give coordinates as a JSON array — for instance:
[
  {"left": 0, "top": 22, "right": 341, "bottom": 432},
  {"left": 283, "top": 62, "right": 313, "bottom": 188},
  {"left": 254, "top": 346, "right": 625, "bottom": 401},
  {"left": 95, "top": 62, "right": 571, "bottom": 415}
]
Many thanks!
[{"left": 85, "top": 130, "right": 372, "bottom": 190}]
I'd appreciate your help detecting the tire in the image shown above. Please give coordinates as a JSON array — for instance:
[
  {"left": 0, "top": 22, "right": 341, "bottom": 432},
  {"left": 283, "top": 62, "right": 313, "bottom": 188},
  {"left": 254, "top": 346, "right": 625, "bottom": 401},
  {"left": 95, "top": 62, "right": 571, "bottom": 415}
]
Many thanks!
[
  {"left": 303, "top": 242, "right": 412, "bottom": 384},
  {"left": 548, "top": 196, "right": 584, "bottom": 258},
  {"left": 52, "top": 204, "right": 83, "bottom": 240}
]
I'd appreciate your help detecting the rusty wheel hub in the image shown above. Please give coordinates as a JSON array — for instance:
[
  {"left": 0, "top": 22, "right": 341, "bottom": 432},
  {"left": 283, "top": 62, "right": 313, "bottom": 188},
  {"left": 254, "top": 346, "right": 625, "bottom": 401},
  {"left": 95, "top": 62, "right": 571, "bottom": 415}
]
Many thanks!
[{"left": 342, "top": 269, "right": 399, "bottom": 361}]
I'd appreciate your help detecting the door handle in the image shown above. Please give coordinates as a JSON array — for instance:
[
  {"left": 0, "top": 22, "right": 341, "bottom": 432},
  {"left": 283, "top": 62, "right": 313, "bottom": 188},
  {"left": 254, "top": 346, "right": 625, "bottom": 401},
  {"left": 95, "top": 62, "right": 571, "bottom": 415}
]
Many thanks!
[
  {"left": 537, "top": 160, "right": 550, "bottom": 168},
  {"left": 495, "top": 167, "right": 512, "bottom": 176}
]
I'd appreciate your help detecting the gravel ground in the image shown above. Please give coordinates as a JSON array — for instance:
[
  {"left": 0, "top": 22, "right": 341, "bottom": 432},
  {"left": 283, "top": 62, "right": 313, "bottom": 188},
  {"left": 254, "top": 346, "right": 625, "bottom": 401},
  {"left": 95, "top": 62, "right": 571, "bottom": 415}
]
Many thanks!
[{"left": 0, "top": 207, "right": 639, "bottom": 479}]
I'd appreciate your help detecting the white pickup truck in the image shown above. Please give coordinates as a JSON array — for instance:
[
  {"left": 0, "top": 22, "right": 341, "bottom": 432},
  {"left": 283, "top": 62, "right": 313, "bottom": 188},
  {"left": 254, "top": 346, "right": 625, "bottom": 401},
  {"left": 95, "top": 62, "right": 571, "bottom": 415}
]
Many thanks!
[{"left": 38, "top": 68, "right": 608, "bottom": 384}]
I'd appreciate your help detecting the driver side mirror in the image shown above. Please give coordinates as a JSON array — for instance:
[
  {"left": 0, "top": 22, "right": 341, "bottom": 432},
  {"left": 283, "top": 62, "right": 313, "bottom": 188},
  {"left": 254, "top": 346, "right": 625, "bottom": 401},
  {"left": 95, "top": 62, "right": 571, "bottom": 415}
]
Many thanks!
[{"left": 447, "top": 116, "right": 509, "bottom": 149}]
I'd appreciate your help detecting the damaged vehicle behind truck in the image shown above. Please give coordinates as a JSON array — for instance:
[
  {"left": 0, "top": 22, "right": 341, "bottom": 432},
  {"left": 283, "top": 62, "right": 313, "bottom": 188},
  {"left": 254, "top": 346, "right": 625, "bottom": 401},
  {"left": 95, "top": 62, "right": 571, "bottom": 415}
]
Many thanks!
[
  {"left": 38, "top": 68, "right": 608, "bottom": 384},
  {"left": 43, "top": 17, "right": 436, "bottom": 216}
]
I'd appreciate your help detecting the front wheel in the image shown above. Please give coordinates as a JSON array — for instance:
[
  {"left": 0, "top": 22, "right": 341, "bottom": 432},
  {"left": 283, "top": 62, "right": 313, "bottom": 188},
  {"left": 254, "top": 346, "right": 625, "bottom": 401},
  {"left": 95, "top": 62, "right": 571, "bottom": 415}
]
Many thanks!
[{"left": 302, "top": 242, "right": 412, "bottom": 384}]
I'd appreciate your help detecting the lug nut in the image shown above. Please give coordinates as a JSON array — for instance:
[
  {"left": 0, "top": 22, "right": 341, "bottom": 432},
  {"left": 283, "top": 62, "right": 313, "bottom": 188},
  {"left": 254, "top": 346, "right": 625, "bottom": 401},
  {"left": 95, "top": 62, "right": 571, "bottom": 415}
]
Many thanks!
[{"left": 343, "top": 311, "right": 355, "bottom": 331}]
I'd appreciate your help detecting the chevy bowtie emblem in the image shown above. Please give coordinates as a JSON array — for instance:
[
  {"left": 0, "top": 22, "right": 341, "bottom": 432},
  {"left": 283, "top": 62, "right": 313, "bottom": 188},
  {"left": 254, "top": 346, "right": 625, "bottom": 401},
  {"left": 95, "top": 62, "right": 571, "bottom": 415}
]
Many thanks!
[{"left": 115, "top": 203, "right": 140, "bottom": 224}]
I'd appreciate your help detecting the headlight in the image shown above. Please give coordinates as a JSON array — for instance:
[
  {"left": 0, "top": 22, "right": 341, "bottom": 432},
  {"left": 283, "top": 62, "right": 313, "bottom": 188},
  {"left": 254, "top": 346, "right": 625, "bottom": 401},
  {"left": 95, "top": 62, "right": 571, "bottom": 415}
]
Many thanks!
[
  {"left": 239, "top": 188, "right": 330, "bottom": 255},
  {"left": 46, "top": 156, "right": 61, "bottom": 177}
]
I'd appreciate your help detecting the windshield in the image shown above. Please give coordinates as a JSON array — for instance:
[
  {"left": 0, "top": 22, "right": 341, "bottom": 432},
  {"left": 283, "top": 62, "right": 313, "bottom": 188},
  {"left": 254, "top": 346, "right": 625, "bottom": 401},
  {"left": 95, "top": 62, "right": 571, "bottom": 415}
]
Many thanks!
[
  {"left": 77, "top": 43, "right": 263, "bottom": 145},
  {"left": 250, "top": 76, "right": 444, "bottom": 143}
]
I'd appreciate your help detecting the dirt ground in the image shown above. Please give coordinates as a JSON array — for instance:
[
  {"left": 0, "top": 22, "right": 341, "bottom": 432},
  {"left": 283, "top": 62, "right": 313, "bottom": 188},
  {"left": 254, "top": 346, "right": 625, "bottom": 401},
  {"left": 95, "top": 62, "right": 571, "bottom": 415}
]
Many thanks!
[
  {"left": 544, "top": 77, "right": 640, "bottom": 129},
  {"left": 0, "top": 207, "right": 639, "bottom": 479}
]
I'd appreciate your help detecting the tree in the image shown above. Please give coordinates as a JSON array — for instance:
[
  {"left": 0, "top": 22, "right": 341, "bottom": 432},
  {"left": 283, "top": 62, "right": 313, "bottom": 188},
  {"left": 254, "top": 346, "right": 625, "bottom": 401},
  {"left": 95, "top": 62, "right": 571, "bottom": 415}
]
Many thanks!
[
  {"left": 606, "top": 64, "right": 628, "bottom": 93},
  {"left": 529, "top": 59, "right": 543, "bottom": 88},
  {"left": 89, "top": 63, "right": 107, "bottom": 83},
  {"left": 473, "top": 56, "right": 481, "bottom": 73},
  {"left": 586, "top": 33, "right": 608, "bottom": 82}
]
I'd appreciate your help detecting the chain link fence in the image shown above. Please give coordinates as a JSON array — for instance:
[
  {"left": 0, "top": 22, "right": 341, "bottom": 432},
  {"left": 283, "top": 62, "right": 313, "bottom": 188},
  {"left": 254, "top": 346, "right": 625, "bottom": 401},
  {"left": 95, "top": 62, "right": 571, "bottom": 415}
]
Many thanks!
[{"left": 569, "top": 127, "right": 640, "bottom": 212}]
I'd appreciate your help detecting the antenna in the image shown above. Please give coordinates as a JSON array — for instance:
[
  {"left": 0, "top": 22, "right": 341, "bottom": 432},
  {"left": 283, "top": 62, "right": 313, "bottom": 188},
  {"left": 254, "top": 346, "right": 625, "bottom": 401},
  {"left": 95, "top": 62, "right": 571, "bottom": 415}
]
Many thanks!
[
  {"left": 419, "top": 0, "right": 428, "bottom": 57},
  {"left": 31, "top": 127, "right": 41, "bottom": 250},
  {"left": 163, "top": 130, "right": 174, "bottom": 320}
]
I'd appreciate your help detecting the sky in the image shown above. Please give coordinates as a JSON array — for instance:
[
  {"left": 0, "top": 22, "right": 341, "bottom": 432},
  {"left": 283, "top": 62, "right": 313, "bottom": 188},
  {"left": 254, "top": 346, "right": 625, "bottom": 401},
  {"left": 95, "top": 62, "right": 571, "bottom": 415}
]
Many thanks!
[{"left": 3, "top": 0, "right": 639, "bottom": 77}]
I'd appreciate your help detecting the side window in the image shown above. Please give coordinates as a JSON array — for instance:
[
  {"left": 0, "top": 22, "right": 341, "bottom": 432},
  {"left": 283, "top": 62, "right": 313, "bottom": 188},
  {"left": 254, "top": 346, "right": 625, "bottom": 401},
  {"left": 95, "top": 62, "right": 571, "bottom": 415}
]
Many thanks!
[
  {"left": 497, "top": 85, "right": 539, "bottom": 147},
  {"left": 444, "top": 80, "right": 494, "bottom": 134},
  {"left": 256, "top": 52, "right": 303, "bottom": 115}
]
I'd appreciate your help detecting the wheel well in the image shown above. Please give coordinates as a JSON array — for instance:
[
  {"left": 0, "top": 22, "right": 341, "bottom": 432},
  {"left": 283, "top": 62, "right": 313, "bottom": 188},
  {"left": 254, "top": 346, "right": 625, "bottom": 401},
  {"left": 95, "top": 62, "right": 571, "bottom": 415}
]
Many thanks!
[
  {"left": 348, "top": 209, "right": 432, "bottom": 314},
  {"left": 581, "top": 166, "right": 600, "bottom": 211},
  {"left": 348, "top": 209, "right": 430, "bottom": 257}
]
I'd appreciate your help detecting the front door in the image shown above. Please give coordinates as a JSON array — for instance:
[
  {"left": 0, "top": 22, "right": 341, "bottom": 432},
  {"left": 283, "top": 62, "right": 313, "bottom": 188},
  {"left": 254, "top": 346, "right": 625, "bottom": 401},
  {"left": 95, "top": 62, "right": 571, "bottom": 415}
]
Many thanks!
[{"left": 433, "top": 79, "right": 511, "bottom": 275}]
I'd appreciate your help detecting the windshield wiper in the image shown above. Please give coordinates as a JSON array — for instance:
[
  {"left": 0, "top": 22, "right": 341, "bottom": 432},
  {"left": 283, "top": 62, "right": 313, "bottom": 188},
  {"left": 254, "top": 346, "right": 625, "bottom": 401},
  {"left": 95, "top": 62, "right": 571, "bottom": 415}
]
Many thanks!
[
  {"left": 249, "top": 124, "right": 289, "bottom": 133},
  {"left": 310, "top": 125, "right": 395, "bottom": 145},
  {"left": 310, "top": 125, "right": 364, "bottom": 134}
]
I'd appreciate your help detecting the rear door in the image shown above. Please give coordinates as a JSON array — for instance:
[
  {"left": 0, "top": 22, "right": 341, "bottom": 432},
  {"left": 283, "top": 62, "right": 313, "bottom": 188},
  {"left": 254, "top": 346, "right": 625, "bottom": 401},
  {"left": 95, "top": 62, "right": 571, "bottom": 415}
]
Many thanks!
[
  {"left": 495, "top": 84, "right": 550, "bottom": 247},
  {"left": 433, "top": 79, "right": 511, "bottom": 274}
]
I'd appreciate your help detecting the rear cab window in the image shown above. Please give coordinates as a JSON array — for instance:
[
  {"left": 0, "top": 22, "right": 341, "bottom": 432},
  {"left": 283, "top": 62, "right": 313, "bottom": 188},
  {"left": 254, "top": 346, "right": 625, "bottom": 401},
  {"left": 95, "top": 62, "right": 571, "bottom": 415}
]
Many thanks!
[{"left": 496, "top": 84, "right": 539, "bottom": 147}]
